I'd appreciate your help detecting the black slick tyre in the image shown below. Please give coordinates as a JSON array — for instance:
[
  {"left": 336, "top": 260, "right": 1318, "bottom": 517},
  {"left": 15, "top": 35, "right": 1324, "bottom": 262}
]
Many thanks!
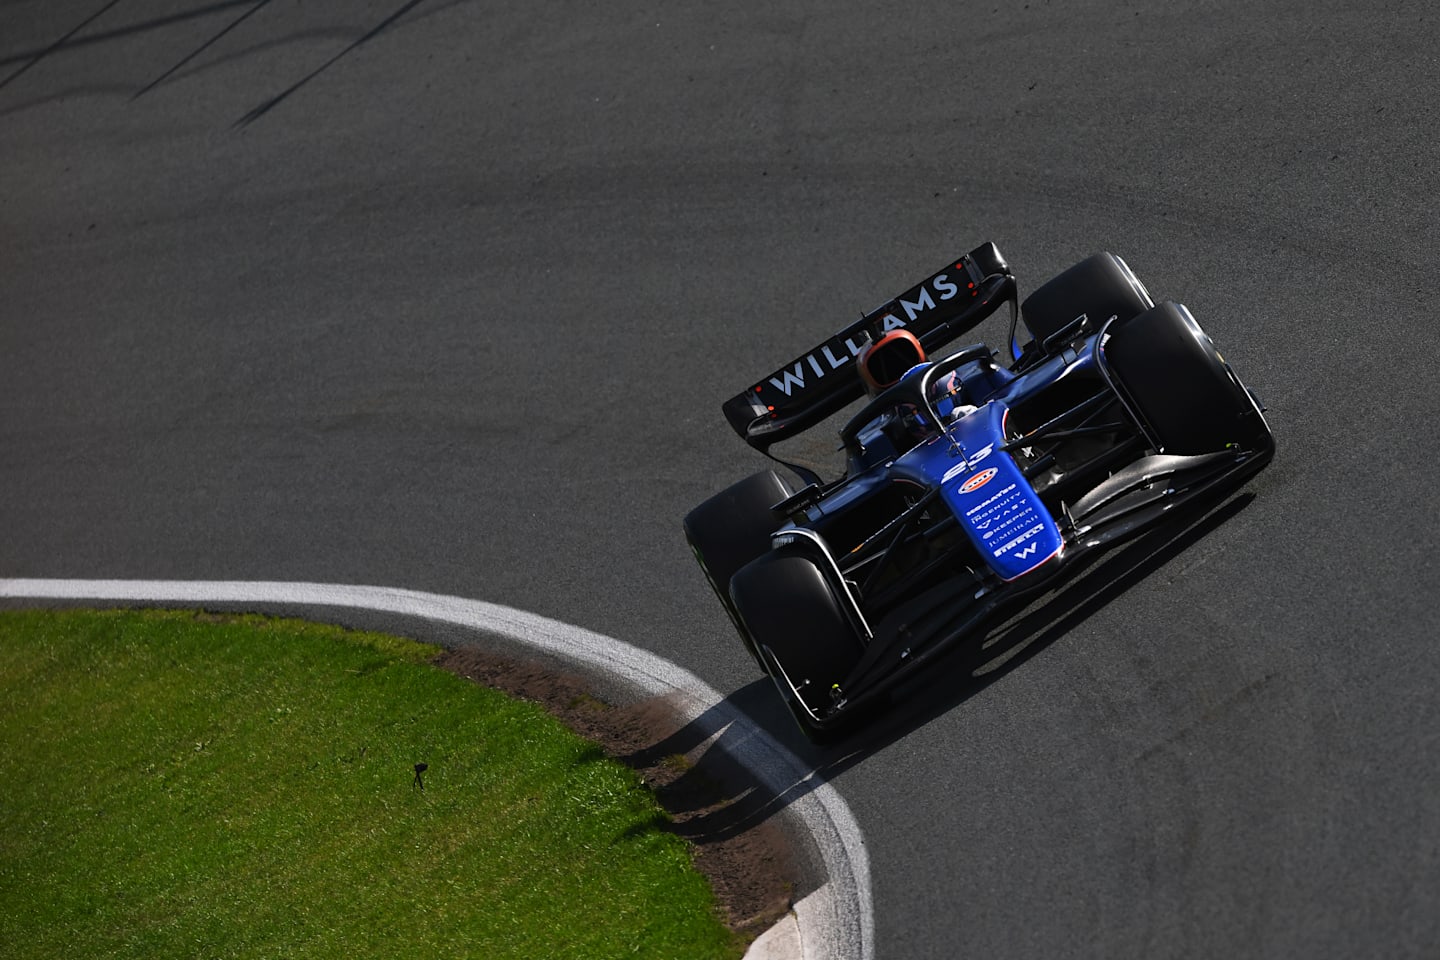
[
  {"left": 729, "top": 551, "right": 866, "bottom": 741},
  {"left": 1020, "top": 252, "right": 1154, "bottom": 347},
  {"left": 1103, "top": 301, "right": 1273, "bottom": 455},
  {"left": 683, "top": 470, "right": 795, "bottom": 665}
]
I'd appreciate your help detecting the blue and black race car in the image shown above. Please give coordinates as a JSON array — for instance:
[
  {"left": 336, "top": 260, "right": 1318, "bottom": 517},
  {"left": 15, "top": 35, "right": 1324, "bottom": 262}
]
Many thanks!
[{"left": 684, "top": 242, "right": 1274, "bottom": 739}]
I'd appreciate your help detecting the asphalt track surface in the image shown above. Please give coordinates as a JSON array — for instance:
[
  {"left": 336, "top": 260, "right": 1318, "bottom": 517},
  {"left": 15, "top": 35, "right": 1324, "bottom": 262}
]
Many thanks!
[{"left": 2, "top": 1, "right": 1439, "bottom": 957}]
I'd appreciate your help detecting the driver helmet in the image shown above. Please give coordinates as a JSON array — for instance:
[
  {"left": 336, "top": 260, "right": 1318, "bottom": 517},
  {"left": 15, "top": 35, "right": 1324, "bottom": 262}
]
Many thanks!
[{"left": 857, "top": 329, "right": 926, "bottom": 396}]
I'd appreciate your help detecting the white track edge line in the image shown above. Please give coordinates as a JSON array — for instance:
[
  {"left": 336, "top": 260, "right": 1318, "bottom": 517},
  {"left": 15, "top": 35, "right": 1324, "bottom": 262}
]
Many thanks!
[{"left": 0, "top": 578, "right": 873, "bottom": 960}]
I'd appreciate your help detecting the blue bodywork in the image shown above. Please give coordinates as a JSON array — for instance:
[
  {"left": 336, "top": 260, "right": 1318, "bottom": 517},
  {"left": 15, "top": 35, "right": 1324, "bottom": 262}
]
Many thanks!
[
  {"left": 930, "top": 402, "right": 1063, "bottom": 582},
  {"left": 697, "top": 243, "right": 1276, "bottom": 737},
  {"left": 816, "top": 342, "right": 1106, "bottom": 583}
]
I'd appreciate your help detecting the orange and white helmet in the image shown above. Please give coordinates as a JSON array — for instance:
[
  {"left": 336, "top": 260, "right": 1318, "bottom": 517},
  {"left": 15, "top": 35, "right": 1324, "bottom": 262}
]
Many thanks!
[{"left": 857, "top": 329, "right": 926, "bottom": 396}]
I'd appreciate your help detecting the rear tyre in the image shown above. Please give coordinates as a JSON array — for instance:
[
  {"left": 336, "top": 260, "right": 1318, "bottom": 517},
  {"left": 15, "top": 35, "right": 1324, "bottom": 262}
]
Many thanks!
[
  {"left": 1103, "top": 301, "right": 1273, "bottom": 455},
  {"left": 683, "top": 470, "right": 795, "bottom": 665},
  {"left": 1020, "top": 252, "right": 1154, "bottom": 346},
  {"left": 730, "top": 551, "right": 866, "bottom": 741}
]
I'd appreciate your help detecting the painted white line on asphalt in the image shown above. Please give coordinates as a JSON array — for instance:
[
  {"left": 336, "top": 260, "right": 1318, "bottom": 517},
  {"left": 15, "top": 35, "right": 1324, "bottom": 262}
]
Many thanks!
[{"left": 0, "top": 578, "right": 873, "bottom": 960}]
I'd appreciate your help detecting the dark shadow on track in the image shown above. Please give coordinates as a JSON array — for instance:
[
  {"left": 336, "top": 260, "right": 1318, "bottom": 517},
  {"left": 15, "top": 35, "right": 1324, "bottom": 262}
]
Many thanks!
[
  {"left": 631, "top": 488, "right": 1258, "bottom": 848},
  {"left": 0, "top": 0, "right": 273, "bottom": 75},
  {"left": 234, "top": 0, "right": 426, "bottom": 126},
  {"left": 133, "top": 0, "right": 276, "bottom": 99},
  {"left": 0, "top": 0, "right": 127, "bottom": 89}
]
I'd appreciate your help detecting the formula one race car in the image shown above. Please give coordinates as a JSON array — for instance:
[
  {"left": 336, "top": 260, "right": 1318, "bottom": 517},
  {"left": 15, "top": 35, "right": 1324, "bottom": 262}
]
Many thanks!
[{"left": 684, "top": 242, "right": 1274, "bottom": 739}]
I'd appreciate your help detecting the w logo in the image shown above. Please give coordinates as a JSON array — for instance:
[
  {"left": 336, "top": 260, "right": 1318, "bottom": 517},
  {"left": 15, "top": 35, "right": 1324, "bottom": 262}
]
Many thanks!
[{"left": 1015, "top": 543, "right": 1039, "bottom": 560}]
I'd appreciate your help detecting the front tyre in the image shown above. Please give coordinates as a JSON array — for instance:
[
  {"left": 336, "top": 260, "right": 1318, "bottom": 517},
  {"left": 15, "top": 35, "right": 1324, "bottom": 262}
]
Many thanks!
[
  {"left": 729, "top": 551, "right": 866, "bottom": 741},
  {"left": 1103, "top": 301, "right": 1273, "bottom": 456},
  {"left": 683, "top": 470, "right": 795, "bottom": 665}
]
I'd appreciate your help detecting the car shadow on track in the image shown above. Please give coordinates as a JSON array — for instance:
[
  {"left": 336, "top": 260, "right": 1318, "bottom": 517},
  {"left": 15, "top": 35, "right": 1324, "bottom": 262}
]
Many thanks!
[{"left": 631, "top": 490, "right": 1258, "bottom": 847}]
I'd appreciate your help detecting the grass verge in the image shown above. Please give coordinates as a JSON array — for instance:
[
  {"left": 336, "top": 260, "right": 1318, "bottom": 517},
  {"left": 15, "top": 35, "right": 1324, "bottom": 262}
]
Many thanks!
[{"left": 0, "top": 609, "right": 740, "bottom": 959}]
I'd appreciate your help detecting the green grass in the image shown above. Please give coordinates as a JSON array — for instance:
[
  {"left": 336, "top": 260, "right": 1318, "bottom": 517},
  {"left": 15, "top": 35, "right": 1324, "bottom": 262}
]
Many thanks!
[{"left": 0, "top": 609, "right": 740, "bottom": 960}]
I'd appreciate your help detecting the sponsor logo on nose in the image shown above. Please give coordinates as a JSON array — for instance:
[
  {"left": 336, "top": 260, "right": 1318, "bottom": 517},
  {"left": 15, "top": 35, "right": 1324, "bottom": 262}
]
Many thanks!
[{"left": 958, "top": 467, "right": 998, "bottom": 495}]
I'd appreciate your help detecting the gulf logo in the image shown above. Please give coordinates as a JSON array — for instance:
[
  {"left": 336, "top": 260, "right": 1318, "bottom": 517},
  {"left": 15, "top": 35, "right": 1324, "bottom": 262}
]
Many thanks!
[{"left": 958, "top": 467, "right": 998, "bottom": 495}]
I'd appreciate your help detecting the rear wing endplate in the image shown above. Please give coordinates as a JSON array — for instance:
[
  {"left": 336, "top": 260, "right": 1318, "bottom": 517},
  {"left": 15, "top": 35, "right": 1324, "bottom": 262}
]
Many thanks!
[{"left": 722, "top": 241, "right": 1016, "bottom": 449}]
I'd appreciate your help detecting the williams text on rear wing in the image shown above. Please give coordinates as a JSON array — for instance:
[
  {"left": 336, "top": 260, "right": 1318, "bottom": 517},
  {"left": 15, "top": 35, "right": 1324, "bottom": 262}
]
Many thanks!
[{"left": 722, "top": 241, "right": 1016, "bottom": 449}]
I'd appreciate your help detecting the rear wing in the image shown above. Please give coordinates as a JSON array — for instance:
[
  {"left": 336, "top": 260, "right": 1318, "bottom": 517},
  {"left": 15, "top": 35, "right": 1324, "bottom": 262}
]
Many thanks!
[{"left": 722, "top": 241, "right": 1016, "bottom": 449}]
